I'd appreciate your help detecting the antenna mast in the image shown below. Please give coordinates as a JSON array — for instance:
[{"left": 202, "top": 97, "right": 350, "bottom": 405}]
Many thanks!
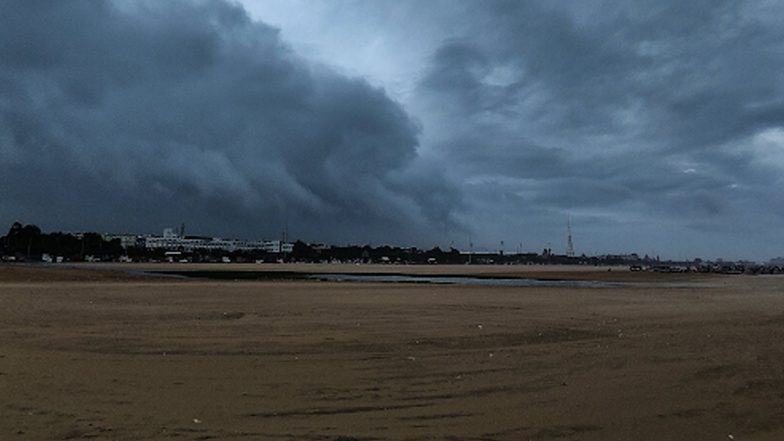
[{"left": 566, "top": 216, "right": 575, "bottom": 257}]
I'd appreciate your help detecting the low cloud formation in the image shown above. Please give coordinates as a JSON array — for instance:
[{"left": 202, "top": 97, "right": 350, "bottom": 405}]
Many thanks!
[
  {"left": 412, "top": 0, "right": 784, "bottom": 258},
  {"left": 0, "top": 0, "right": 461, "bottom": 244},
  {"left": 3, "top": 0, "right": 783, "bottom": 258}
]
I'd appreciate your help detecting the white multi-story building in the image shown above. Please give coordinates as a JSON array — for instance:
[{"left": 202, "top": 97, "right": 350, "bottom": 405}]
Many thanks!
[
  {"left": 142, "top": 229, "right": 290, "bottom": 253},
  {"left": 261, "top": 240, "right": 295, "bottom": 253},
  {"left": 102, "top": 233, "right": 140, "bottom": 249}
]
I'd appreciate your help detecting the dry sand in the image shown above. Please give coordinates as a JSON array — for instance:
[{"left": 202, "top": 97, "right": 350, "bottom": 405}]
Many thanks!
[{"left": 1, "top": 264, "right": 783, "bottom": 440}]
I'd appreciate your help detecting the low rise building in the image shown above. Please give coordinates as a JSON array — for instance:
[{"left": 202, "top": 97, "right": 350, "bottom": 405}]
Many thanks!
[
  {"left": 102, "top": 233, "right": 140, "bottom": 249},
  {"left": 141, "top": 228, "right": 291, "bottom": 253}
]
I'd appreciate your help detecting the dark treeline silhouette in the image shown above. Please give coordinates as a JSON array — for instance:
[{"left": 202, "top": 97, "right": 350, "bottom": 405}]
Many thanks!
[
  {"left": 1, "top": 222, "right": 124, "bottom": 261},
  {"left": 0, "top": 221, "right": 617, "bottom": 265},
  {"left": 2, "top": 222, "right": 781, "bottom": 274},
  {"left": 290, "top": 242, "right": 468, "bottom": 265},
  {"left": 288, "top": 241, "right": 622, "bottom": 265}
]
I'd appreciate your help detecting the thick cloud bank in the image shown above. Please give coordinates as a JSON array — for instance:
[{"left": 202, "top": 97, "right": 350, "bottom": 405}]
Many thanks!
[
  {"left": 3, "top": 0, "right": 784, "bottom": 258},
  {"left": 0, "top": 0, "right": 460, "bottom": 243},
  {"left": 409, "top": 0, "right": 784, "bottom": 258}
]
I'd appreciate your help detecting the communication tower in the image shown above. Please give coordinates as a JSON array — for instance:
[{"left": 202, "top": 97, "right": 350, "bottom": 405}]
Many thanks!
[{"left": 566, "top": 216, "right": 575, "bottom": 257}]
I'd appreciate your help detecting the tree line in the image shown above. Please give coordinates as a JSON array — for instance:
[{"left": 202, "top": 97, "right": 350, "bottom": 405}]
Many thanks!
[
  {"left": 1, "top": 221, "right": 631, "bottom": 265},
  {"left": 1, "top": 222, "right": 124, "bottom": 260}
]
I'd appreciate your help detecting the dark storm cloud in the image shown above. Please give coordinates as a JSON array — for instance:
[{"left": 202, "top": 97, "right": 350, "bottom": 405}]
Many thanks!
[
  {"left": 415, "top": 0, "right": 784, "bottom": 257},
  {"left": 0, "top": 0, "right": 461, "bottom": 243}
]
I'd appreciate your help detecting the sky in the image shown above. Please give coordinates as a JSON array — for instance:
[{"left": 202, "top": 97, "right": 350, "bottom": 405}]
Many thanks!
[{"left": 1, "top": 0, "right": 783, "bottom": 260}]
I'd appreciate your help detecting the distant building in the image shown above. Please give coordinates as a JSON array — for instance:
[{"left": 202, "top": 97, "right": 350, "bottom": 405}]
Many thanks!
[
  {"left": 262, "top": 240, "right": 294, "bottom": 254},
  {"left": 102, "top": 233, "right": 140, "bottom": 250},
  {"left": 141, "top": 228, "right": 291, "bottom": 253}
]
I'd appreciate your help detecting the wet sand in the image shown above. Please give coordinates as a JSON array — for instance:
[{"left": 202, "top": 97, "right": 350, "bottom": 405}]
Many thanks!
[{"left": 1, "top": 264, "right": 783, "bottom": 440}]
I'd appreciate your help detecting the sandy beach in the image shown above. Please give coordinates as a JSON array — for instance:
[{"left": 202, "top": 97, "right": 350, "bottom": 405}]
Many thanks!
[{"left": 1, "top": 264, "right": 783, "bottom": 440}]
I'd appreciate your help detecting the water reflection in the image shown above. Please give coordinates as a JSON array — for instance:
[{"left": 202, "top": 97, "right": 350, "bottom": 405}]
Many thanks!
[{"left": 308, "top": 273, "right": 626, "bottom": 288}]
